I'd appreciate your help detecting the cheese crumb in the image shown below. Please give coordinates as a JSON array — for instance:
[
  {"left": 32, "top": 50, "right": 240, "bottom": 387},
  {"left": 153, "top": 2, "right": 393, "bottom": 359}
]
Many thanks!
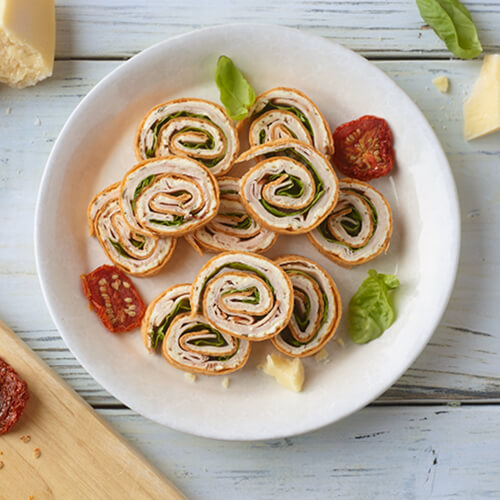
[
  {"left": 432, "top": 75, "right": 449, "bottom": 93},
  {"left": 261, "top": 354, "right": 304, "bottom": 393},
  {"left": 221, "top": 377, "right": 230, "bottom": 389},
  {"left": 184, "top": 372, "right": 197, "bottom": 383},
  {"left": 0, "top": 0, "right": 55, "bottom": 88},
  {"left": 464, "top": 54, "right": 500, "bottom": 140},
  {"left": 34, "top": 117, "right": 41, "bottom": 126},
  {"left": 314, "top": 349, "right": 329, "bottom": 362}
]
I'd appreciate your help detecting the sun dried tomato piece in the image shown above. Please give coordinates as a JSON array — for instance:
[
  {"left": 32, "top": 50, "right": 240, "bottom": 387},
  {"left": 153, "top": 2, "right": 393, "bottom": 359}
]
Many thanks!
[
  {"left": 332, "top": 115, "right": 394, "bottom": 181},
  {"left": 0, "top": 357, "right": 29, "bottom": 435},
  {"left": 81, "top": 265, "right": 146, "bottom": 333}
]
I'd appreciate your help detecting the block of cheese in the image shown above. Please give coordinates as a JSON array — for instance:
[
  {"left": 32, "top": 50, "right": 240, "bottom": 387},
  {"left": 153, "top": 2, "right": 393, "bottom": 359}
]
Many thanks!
[
  {"left": 0, "top": 0, "right": 55, "bottom": 88},
  {"left": 464, "top": 54, "right": 500, "bottom": 141},
  {"left": 261, "top": 353, "right": 305, "bottom": 392}
]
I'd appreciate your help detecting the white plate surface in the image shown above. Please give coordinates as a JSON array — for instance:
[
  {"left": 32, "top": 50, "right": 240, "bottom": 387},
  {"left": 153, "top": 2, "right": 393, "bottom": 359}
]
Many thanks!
[{"left": 35, "top": 25, "right": 459, "bottom": 440}]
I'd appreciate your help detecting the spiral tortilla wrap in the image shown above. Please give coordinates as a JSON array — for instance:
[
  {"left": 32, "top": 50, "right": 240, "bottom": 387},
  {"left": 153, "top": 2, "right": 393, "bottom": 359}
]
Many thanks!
[
  {"left": 120, "top": 156, "right": 219, "bottom": 237},
  {"left": 190, "top": 252, "right": 294, "bottom": 341},
  {"left": 307, "top": 178, "right": 393, "bottom": 267},
  {"left": 135, "top": 98, "right": 239, "bottom": 177},
  {"left": 272, "top": 255, "right": 341, "bottom": 357},
  {"left": 88, "top": 182, "right": 176, "bottom": 276},
  {"left": 162, "top": 313, "right": 251, "bottom": 375},
  {"left": 141, "top": 283, "right": 191, "bottom": 352},
  {"left": 240, "top": 87, "right": 334, "bottom": 157},
  {"left": 236, "top": 139, "right": 339, "bottom": 234},
  {"left": 185, "top": 177, "right": 277, "bottom": 254}
]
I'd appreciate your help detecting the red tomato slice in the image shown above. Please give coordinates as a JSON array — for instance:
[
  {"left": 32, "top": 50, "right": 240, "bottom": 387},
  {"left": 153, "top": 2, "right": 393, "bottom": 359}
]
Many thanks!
[
  {"left": 0, "top": 357, "right": 29, "bottom": 435},
  {"left": 81, "top": 265, "right": 146, "bottom": 333},
  {"left": 332, "top": 115, "right": 394, "bottom": 181}
]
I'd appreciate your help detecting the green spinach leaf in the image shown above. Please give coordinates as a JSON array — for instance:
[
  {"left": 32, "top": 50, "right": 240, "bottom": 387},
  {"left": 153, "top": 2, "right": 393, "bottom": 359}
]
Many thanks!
[
  {"left": 416, "top": 0, "right": 482, "bottom": 59},
  {"left": 348, "top": 270, "right": 400, "bottom": 344},
  {"left": 215, "top": 55, "right": 256, "bottom": 121}
]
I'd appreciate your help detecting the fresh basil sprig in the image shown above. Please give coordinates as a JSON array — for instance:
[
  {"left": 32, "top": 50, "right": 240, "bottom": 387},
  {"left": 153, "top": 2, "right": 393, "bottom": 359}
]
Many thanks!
[
  {"left": 215, "top": 55, "right": 256, "bottom": 121},
  {"left": 416, "top": 0, "right": 482, "bottom": 59},
  {"left": 348, "top": 270, "right": 400, "bottom": 344}
]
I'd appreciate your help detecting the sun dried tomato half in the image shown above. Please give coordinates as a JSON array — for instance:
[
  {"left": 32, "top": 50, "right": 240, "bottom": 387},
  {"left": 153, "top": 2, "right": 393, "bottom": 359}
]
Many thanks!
[
  {"left": 332, "top": 115, "right": 394, "bottom": 181},
  {"left": 81, "top": 265, "right": 146, "bottom": 333},
  {"left": 0, "top": 357, "right": 29, "bottom": 435}
]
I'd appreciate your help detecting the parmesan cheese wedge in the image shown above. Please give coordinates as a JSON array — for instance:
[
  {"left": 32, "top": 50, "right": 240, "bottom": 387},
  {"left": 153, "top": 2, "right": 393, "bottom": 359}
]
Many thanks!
[
  {"left": 0, "top": 0, "right": 55, "bottom": 88},
  {"left": 464, "top": 54, "right": 500, "bottom": 141},
  {"left": 261, "top": 354, "right": 304, "bottom": 392}
]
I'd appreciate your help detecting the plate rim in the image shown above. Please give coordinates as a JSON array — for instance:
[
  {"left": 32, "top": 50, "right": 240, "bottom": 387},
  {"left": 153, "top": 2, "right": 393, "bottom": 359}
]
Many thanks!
[{"left": 34, "top": 23, "right": 461, "bottom": 440}]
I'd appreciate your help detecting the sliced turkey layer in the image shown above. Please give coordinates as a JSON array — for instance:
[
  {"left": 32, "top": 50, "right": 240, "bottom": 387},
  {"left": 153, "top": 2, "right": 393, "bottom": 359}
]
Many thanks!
[
  {"left": 135, "top": 98, "right": 239, "bottom": 177},
  {"left": 88, "top": 182, "right": 176, "bottom": 276},
  {"left": 272, "top": 255, "right": 341, "bottom": 357},
  {"left": 120, "top": 156, "right": 219, "bottom": 237},
  {"left": 162, "top": 313, "right": 251, "bottom": 375},
  {"left": 236, "top": 139, "right": 339, "bottom": 234},
  {"left": 141, "top": 283, "right": 191, "bottom": 352},
  {"left": 307, "top": 178, "right": 393, "bottom": 267},
  {"left": 190, "top": 252, "right": 293, "bottom": 341}
]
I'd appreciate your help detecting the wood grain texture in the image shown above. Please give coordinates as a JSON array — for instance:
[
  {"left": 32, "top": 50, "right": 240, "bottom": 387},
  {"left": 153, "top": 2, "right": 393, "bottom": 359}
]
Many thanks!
[
  {"left": 99, "top": 405, "right": 500, "bottom": 499},
  {"left": 54, "top": 0, "right": 500, "bottom": 59},
  {"left": 1, "top": 59, "right": 499, "bottom": 405},
  {"left": 0, "top": 321, "right": 186, "bottom": 500}
]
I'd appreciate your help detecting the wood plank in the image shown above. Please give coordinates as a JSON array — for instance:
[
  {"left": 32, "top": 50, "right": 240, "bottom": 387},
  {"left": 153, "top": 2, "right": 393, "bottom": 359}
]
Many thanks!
[
  {"left": 54, "top": 0, "right": 500, "bottom": 59},
  {"left": 0, "top": 321, "right": 186, "bottom": 500},
  {"left": 99, "top": 406, "right": 500, "bottom": 499},
  {"left": 1, "top": 60, "right": 499, "bottom": 404}
]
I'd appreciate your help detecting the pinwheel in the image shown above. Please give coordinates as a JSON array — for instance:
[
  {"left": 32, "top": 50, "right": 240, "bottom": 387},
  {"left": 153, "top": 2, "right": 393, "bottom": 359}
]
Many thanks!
[
  {"left": 236, "top": 139, "right": 339, "bottom": 233},
  {"left": 308, "top": 178, "right": 393, "bottom": 267},
  {"left": 162, "top": 313, "right": 251, "bottom": 375},
  {"left": 241, "top": 87, "right": 334, "bottom": 157},
  {"left": 272, "top": 255, "right": 341, "bottom": 357},
  {"left": 185, "top": 177, "right": 277, "bottom": 254},
  {"left": 141, "top": 284, "right": 191, "bottom": 352},
  {"left": 120, "top": 156, "right": 219, "bottom": 237},
  {"left": 88, "top": 182, "right": 176, "bottom": 276},
  {"left": 190, "top": 252, "right": 294, "bottom": 341},
  {"left": 135, "top": 98, "right": 239, "bottom": 177}
]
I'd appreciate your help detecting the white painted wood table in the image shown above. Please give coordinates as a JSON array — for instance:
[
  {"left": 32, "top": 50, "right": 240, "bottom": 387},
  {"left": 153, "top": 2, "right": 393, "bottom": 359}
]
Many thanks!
[{"left": 1, "top": 1, "right": 500, "bottom": 498}]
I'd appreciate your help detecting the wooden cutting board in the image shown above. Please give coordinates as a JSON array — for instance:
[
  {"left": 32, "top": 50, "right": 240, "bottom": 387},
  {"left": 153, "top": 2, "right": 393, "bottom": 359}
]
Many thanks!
[{"left": 0, "top": 321, "right": 186, "bottom": 500}]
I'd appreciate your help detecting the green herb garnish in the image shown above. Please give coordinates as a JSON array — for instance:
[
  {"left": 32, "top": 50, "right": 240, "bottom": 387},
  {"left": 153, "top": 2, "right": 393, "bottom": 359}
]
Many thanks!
[{"left": 348, "top": 270, "right": 400, "bottom": 344}]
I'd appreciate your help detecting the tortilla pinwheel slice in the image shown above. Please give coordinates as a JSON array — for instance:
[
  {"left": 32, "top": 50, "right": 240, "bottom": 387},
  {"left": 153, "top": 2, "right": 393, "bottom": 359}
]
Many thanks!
[
  {"left": 273, "top": 255, "right": 341, "bottom": 357},
  {"left": 141, "top": 283, "right": 191, "bottom": 352},
  {"left": 120, "top": 156, "right": 220, "bottom": 238},
  {"left": 240, "top": 87, "right": 334, "bottom": 157},
  {"left": 190, "top": 252, "right": 294, "bottom": 342},
  {"left": 88, "top": 182, "right": 176, "bottom": 276},
  {"left": 135, "top": 98, "right": 239, "bottom": 177},
  {"left": 307, "top": 178, "right": 393, "bottom": 267},
  {"left": 236, "top": 139, "right": 339, "bottom": 234},
  {"left": 162, "top": 313, "right": 251, "bottom": 375},
  {"left": 185, "top": 177, "right": 278, "bottom": 255}
]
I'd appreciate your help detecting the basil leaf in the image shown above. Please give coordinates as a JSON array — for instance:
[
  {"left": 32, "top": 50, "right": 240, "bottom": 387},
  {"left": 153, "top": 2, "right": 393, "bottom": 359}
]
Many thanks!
[
  {"left": 215, "top": 55, "right": 256, "bottom": 121},
  {"left": 416, "top": 0, "right": 482, "bottom": 59},
  {"left": 131, "top": 175, "right": 155, "bottom": 212},
  {"left": 150, "top": 216, "right": 185, "bottom": 227},
  {"left": 348, "top": 270, "right": 400, "bottom": 344}
]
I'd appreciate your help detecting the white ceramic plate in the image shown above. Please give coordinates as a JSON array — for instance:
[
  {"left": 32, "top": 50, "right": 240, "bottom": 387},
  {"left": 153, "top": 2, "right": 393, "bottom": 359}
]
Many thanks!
[{"left": 35, "top": 25, "right": 459, "bottom": 440}]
